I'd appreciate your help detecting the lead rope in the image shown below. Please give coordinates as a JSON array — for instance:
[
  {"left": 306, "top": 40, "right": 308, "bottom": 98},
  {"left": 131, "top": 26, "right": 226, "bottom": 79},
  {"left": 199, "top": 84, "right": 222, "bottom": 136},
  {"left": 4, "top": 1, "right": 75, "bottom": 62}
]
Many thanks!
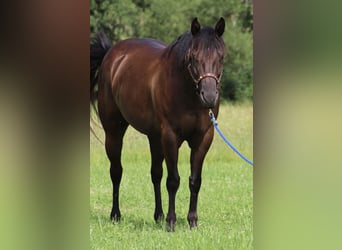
[{"left": 209, "top": 109, "right": 253, "bottom": 166}]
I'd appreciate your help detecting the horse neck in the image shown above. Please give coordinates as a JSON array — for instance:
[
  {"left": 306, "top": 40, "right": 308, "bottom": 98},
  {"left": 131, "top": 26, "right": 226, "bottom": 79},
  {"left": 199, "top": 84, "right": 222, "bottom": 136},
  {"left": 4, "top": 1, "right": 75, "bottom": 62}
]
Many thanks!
[
  {"left": 166, "top": 36, "right": 191, "bottom": 78},
  {"left": 159, "top": 35, "right": 200, "bottom": 105},
  {"left": 158, "top": 58, "right": 199, "bottom": 112}
]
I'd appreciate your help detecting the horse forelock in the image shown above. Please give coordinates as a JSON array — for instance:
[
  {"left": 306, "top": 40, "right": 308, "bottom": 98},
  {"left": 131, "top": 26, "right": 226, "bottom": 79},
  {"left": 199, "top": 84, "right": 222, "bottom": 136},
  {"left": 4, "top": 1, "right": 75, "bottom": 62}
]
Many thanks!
[
  {"left": 164, "top": 26, "right": 225, "bottom": 70},
  {"left": 189, "top": 27, "right": 225, "bottom": 60}
]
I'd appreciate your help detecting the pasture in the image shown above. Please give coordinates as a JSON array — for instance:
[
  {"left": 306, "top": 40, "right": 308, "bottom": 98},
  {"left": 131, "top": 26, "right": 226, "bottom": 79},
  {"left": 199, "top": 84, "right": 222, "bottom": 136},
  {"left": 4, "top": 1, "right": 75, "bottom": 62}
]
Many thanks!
[{"left": 90, "top": 102, "right": 253, "bottom": 249}]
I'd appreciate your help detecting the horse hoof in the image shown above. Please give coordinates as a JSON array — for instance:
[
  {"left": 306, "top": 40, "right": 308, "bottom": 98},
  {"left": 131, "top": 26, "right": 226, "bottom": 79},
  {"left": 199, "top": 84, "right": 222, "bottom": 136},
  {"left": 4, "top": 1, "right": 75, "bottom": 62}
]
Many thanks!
[
  {"left": 166, "top": 221, "right": 175, "bottom": 232},
  {"left": 187, "top": 213, "right": 198, "bottom": 229},
  {"left": 154, "top": 213, "right": 165, "bottom": 223},
  {"left": 110, "top": 212, "right": 121, "bottom": 222},
  {"left": 189, "top": 221, "right": 198, "bottom": 229}
]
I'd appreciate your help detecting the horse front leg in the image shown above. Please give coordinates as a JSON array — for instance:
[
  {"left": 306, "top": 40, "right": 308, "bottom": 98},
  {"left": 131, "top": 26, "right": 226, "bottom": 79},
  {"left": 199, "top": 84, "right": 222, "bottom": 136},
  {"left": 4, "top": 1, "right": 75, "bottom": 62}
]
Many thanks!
[
  {"left": 161, "top": 127, "right": 180, "bottom": 232},
  {"left": 188, "top": 127, "right": 214, "bottom": 229}
]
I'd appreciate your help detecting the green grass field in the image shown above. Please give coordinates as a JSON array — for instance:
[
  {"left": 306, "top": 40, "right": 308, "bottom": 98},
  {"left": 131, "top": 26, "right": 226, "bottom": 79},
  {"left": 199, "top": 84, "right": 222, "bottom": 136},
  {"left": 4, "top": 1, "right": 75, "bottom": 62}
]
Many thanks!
[{"left": 90, "top": 103, "right": 253, "bottom": 249}]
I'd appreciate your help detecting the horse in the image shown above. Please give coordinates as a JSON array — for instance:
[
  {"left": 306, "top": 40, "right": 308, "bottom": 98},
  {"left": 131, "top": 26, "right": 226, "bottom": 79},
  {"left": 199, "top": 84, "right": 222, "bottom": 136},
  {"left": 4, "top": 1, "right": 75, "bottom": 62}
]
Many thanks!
[{"left": 90, "top": 17, "right": 225, "bottom": 231}]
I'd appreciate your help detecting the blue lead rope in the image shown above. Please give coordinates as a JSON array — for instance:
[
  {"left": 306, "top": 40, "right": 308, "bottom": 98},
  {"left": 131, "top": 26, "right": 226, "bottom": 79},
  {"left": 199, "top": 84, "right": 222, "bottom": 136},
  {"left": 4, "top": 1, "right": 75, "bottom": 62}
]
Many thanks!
[{"left": 209, "top": 110, "right": 253, "bottom": 166}]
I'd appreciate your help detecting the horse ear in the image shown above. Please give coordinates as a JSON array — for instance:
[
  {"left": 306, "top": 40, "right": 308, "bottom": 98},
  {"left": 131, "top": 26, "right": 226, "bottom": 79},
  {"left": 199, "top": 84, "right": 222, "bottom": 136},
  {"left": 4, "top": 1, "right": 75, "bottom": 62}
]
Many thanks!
[
  {"left": 215, "top": 17, "right": 225, "bottom": 37},
  {"left": 191, "top": 17, "right": 201, "bottom": 36}
]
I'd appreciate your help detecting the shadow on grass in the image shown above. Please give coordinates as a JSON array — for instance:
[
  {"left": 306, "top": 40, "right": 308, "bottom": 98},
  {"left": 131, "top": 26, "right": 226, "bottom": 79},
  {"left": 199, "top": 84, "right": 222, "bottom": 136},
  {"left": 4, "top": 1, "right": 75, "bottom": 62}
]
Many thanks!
[{"left": 91, "top": 212, "right": 191, "bottom": 232}]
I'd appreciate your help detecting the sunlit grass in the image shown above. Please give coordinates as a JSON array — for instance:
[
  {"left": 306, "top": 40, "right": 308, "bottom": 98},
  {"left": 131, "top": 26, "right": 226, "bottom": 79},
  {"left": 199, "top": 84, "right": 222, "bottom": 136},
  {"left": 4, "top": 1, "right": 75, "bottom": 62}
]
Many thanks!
[{"left": 90, "top": 102, "right": 253, "bottom": 249}]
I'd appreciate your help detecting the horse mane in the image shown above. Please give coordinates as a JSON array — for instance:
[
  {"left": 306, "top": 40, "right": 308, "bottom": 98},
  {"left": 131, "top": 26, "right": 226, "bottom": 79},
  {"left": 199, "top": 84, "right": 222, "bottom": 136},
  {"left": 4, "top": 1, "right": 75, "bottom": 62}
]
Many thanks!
[{"left": 163, "top": 32, "right": 192, "bottom": 64}]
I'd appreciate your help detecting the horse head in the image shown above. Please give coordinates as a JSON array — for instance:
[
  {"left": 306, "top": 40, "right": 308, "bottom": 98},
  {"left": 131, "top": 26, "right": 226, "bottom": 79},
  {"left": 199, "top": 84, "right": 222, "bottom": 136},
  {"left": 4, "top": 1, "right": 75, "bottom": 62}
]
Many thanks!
[{"left": 186, "top": 17, "right": 225, "bottom": 108}]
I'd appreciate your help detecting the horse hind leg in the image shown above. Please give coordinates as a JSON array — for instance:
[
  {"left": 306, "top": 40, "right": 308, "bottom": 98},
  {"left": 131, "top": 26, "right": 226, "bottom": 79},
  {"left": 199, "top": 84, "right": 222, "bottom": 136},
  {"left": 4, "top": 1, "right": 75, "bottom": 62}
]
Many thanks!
[
  {"left": 148, "top": 136, "right": 165, "bottom": 222},
  {"left": 104, "top": 119, "right": 128, "bottom": 222}
]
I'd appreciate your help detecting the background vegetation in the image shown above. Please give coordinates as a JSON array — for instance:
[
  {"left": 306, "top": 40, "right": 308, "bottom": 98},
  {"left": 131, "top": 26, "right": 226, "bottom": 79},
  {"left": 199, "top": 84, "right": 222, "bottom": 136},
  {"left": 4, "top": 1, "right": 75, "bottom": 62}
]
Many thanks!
[{"left": 90, "top": 0, "right": 253, "bottom": 101}]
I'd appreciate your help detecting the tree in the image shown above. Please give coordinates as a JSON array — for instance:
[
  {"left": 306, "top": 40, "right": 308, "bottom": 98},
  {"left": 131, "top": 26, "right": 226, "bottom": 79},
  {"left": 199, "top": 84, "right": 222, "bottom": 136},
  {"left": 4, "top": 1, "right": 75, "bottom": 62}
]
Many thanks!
[{"left": 90, "top": 0, "right": 253, "bottom": 101}]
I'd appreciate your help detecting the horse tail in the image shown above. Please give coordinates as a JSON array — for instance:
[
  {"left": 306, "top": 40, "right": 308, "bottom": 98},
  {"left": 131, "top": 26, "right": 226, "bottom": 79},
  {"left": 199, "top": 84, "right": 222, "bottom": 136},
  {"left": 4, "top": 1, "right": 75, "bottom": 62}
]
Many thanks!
[
  {"left": 90, "top": 31, "right": 112, "bottom": 106},
  {"left": 90, "top": 31, "right": 111, "bottom": 145}
]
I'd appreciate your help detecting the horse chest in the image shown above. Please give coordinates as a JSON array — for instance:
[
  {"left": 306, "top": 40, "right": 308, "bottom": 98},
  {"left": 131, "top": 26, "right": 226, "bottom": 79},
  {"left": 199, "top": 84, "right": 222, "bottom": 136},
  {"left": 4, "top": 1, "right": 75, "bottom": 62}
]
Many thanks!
[{"left": 174, "top": 113, "right": 207, "bottom": 138}]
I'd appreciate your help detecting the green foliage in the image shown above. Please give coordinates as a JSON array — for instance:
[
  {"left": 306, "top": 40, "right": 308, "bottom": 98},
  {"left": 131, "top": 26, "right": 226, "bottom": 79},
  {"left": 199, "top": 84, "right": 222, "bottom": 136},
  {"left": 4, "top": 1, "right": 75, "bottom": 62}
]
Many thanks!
[
  {"left": 223, "top": 26, "right": 253, "bottom": 101},
  {"left": 90, "top": 0, "right": 141, "bottom": 41},
  {"left": 90, "top": 0, "right": 253, "bottom": 101}
]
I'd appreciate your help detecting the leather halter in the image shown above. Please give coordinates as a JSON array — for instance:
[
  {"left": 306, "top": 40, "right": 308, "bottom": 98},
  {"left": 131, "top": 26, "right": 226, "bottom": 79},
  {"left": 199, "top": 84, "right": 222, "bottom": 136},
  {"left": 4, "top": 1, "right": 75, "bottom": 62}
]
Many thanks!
[{"left": 187, "top": 63, "right": 222, "bottom": 90}]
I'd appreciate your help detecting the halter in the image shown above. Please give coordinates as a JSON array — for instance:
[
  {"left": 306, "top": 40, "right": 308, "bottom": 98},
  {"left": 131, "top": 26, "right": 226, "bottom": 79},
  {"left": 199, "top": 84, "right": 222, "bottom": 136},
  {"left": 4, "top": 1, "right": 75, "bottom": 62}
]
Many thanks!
[{"left": 187, "top": 63, "right": 223, "bottom": 90}]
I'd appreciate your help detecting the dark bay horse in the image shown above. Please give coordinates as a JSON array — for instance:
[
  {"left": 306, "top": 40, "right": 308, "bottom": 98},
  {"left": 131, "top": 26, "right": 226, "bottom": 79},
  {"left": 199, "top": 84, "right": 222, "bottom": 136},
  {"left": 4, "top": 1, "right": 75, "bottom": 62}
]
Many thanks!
[{"left": 90, "top": 17, "right": 225, "bottom": 231}]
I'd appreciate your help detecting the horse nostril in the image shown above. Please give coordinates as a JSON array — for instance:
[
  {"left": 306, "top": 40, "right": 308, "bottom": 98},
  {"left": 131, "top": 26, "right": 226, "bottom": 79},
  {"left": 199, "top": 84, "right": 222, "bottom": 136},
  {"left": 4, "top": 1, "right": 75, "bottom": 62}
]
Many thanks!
[{"left": 201, "top": 91, "right": 204, "bottom": 95}]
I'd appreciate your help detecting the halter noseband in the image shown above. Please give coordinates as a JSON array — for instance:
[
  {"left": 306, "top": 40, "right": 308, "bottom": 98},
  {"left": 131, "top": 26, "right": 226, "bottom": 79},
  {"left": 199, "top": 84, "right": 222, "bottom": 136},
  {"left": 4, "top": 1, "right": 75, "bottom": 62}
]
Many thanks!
[{"left": 187, "top": 63, "right": 223, "bottom": 90}]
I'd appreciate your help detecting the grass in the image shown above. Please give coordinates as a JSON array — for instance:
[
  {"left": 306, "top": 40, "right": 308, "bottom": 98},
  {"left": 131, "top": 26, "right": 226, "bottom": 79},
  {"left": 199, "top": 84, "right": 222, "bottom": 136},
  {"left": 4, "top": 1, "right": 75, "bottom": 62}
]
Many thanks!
[{"left": 90, "top": 102, "right": 253, "bottom": 249}]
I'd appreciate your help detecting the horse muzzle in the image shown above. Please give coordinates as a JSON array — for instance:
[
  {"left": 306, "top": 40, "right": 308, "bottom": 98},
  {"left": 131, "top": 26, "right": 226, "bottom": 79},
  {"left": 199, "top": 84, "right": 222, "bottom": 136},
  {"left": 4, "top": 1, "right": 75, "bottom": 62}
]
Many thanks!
[{"left": 197, "top": 77, "right": 219, "bottom": 108}]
